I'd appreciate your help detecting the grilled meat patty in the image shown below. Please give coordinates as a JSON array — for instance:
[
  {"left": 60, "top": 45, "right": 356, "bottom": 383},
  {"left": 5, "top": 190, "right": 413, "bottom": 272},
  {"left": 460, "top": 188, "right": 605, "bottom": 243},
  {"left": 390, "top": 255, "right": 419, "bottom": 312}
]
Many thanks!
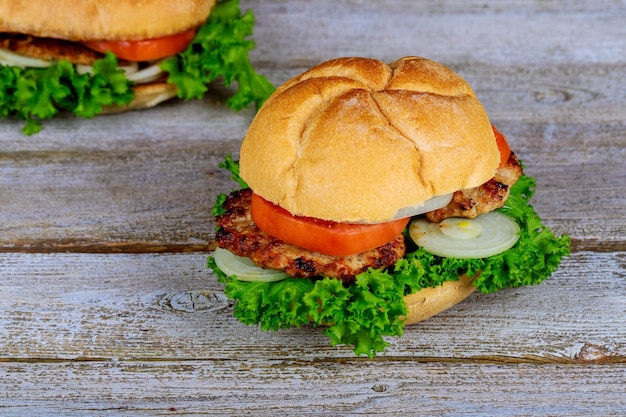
[
  {"left": 215, "top": 189, "right": 406, "bottom": 283},
  {"left": 426, "top": 152, "right": 523, "bottom": 223},
  {"left": 0, "top": 33, "right": 104, "bottom": 65}
]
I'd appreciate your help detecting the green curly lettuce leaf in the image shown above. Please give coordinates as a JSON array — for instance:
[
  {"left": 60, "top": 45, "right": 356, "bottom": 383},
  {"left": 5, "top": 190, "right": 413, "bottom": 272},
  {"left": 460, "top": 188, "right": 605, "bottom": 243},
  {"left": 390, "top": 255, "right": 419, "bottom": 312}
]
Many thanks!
[
  {"left": 208, "top": 258, "right": 408, "bottom": 357},
  {"left": 211, "top": 154, "right": 248, "bottom": 218},
  {"left": 161, "top": 0, "right": 275, "bottom": 111},
  {"left": 0, "top": 52, "right": 134, "bottom": 135},
  {"left": 208, "top": 159, "right": 570, "bottom": 357},
  {"left": 219, "top": 153, "right": 249, "bottom": 190}
]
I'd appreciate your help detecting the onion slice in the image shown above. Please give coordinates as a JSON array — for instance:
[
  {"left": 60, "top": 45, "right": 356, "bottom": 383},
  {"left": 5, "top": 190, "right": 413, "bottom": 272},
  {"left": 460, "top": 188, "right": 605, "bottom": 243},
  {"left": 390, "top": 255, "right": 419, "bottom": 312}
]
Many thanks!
[
  {"left": 390, "top": 193, "right": 453, "bottom": 220},
  {"left": 1, "top": 48, "right": 161, "bottom": 84},
  {"left": 125, "top": 61, "right": 165, "bottom": 83},
  {"left": 408, "top": 212, "right": 520, "bottom": 259},
  {"left": 0, "top": 48, "right": 53, "bottom": 68},
  {"left": 213, "top": 247, "right": 290, "bottom": 282}
]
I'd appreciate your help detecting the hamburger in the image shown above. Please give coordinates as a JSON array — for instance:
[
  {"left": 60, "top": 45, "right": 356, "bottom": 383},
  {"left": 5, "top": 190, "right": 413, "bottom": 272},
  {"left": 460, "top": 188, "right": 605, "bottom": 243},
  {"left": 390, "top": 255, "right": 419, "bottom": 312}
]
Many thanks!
[
  {"left": 208, "top": 56, "right": 570, "bottom": 356},
  {"left": 0, "top": 0, "right": 274, "bottom": 134}
]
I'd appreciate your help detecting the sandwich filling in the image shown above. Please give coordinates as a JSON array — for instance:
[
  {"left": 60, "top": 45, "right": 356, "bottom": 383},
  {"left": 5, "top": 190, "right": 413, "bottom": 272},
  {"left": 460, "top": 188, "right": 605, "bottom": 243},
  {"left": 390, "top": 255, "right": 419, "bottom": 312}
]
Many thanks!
[
  {"left": 216, "top": 189, "right": 406, "bottom": 283},
  {"left": 215, "top": 152, "right": 523, "bottom": 282}
]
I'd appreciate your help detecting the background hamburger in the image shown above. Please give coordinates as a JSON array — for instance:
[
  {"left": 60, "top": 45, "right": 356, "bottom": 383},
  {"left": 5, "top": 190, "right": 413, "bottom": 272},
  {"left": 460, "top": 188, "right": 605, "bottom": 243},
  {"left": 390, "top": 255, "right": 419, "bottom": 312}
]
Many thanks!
[
  {"left": 0, "top": 0, "right": 274, "bottom": 134},
  {"left": 209, "top": 56, "right": 570, "bottom": 357}
]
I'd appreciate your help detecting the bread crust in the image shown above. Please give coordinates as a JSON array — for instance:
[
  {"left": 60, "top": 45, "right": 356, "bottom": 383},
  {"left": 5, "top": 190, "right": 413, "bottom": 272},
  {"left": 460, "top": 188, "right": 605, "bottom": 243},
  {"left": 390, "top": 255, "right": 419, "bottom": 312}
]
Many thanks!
[
  {"left": 402, "top": 274, "right": 476, "bottom": 325},
  {"left": 239, "top": 56, "right": 500, "bottom": 223},
  {"left": 101, "top": 82, "right": 178, "bottom": 114},
  {"left": 0, "top": 0, "right": 216, "bottom": 41}
]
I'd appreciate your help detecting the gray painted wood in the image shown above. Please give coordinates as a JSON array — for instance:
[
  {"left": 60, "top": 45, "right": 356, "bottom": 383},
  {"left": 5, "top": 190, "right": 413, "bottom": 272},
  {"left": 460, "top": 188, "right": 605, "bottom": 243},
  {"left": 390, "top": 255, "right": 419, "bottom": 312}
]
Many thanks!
[{"left": 1, "top": 0, "right": 624, "bottom": 414}]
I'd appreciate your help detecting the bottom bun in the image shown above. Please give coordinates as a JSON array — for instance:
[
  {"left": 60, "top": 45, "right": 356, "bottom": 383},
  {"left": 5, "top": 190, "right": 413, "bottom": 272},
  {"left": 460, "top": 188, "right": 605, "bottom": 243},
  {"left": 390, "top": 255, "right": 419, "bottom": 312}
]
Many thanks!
[
  {"left": 101, "top": 83, "right": 178, "bottom": 114},
  {"left": 403, "top": 274, "right": 476, "bottom": 325}
]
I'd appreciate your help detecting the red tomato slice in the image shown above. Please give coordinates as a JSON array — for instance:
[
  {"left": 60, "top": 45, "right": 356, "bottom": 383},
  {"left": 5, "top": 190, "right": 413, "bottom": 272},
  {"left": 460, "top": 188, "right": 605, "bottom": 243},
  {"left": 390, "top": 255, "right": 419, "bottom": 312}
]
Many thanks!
[
  {"left": 250, "top": 193, "right": 410, "bottom": 257},
  {"left": 83, "top": 29, "right": 196, "bottom": 62},
  {"left": 492, "top": 125, "right": 512, "bottom": 168}
]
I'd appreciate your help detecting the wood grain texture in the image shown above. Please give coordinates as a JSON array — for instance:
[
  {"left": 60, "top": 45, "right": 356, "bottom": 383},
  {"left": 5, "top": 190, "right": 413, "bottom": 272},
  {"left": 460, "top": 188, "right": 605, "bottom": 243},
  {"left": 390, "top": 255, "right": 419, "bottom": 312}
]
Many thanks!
[
  {"left": 2, "top": 361, "right": 625, "bottom": 416},
  {"left": 0, "top": 0, "right": 624, "bottom": 414},
  {"left": 0, "top": 251, "right": 624, "bottom": 414},
  {"left": 0, "top": 252, "right": 623, "bottom": 361}
]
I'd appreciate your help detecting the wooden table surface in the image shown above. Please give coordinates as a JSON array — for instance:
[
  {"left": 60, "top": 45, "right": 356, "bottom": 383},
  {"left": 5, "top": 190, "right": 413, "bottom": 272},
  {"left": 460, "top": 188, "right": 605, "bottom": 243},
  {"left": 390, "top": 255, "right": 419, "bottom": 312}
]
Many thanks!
[{"left": 1, "top": 1, "right": 625, "bottom": 415}]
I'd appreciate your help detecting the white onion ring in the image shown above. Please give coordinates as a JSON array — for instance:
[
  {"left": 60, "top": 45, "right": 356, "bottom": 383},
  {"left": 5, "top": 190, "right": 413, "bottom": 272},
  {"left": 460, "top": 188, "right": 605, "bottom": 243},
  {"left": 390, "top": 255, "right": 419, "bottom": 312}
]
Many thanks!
[
  {"left": 125, "top": 61, "right": 165, "bottom": 83},
  {"left": 409, "top": 212, "right": 520, "bottom": 259},
  {"left": 213, "top": 247, "right": 289, "bottom": 282},
  {"left": 1, "top": 48, "right": 159, "bottom": 85},
  {"left": 390, "top": 193, "right": 453, "bottom": 220},
  {"left": 0, "top": 48, "right": 53, "bottom": 68}
]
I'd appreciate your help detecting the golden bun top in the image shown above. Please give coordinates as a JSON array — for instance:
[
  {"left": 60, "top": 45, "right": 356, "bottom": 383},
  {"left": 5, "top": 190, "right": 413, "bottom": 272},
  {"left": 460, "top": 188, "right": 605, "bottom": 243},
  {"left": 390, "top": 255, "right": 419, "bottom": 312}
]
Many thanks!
[
  {"left": 240, "top": 56, "right": 500, "bottom": 223},
  {"left": 0, "top": 0, "right": 215, "bottom": 41}
]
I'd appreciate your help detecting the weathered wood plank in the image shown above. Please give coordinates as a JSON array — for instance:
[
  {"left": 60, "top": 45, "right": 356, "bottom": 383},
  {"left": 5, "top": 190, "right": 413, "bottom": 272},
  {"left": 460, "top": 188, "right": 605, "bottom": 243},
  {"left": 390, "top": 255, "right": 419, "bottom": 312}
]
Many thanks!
[
  {"left": 0, "top": 252, "right": 623, "bottom": 362},
  {"left": 0, "top": 1, "right": 623, "bottom": 414},
  {"left": 248, "top": 0, "right": 626, "bottom": 67},
  {"left": 1, "top": 67, "right": 623, "bottom": 250},
  {"left": 1, "top": 2, "right": 623, "bottom": 250},
  {"left": 2, "top": 360, "right": 625, "bottom": 416}
]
